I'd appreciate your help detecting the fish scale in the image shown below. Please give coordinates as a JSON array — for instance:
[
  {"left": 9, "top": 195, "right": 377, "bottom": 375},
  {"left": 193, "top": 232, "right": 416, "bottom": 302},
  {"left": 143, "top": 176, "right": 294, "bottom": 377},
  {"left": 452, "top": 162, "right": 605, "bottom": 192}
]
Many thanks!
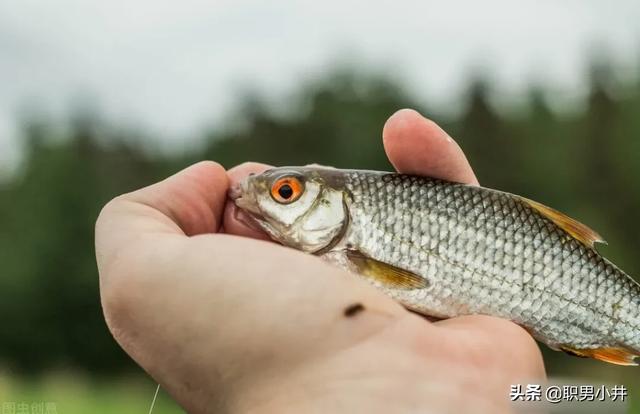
[
  {"left": 234, "top": 166, "right": 640, "bottom": 364},
  {"left": 341, "top": 171, "right": 640, "bottom": 352}
]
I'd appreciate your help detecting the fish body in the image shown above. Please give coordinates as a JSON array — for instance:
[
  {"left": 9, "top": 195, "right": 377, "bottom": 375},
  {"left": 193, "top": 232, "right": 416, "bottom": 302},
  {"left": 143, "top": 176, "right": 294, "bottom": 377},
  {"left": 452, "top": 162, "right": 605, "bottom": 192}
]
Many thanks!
[{"left": 231, "top": 166, "right": 640, "bottom": 365}]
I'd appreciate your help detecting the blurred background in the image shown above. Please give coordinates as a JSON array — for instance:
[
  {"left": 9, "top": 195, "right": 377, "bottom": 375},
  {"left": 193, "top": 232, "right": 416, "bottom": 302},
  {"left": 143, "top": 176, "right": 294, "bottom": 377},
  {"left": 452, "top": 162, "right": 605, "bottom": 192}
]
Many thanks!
[{"left": 1, "top": 0, "right": 640, "bottom": 412}]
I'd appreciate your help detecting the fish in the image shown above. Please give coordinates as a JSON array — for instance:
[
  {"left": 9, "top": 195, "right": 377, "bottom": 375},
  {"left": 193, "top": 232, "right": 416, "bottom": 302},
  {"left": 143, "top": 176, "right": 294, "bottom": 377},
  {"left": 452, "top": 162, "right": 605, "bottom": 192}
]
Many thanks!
[{"left": 230, "top": 166, "right": 640, "bottom": 366}]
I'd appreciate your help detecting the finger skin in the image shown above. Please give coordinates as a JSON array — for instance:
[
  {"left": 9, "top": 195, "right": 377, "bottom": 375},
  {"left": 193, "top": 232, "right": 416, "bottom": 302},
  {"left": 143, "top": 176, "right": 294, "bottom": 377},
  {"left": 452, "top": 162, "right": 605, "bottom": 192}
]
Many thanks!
[
  {"left": 96, "top": 161, "right": 407, "bottom": 413},
  {"left": 96, "top": 110, "right": 545, "bottom": 413},
  {"left": 383, "top": 108, "right": 479, "bottom": 185},
  {"left": 220, "top": 112, "right": 543, "bottom": 382},
  {"left": 434, "top": 315, "right": 546, "bottom": 379},
  {"left": 95, "top": 161, "right": 229, "bottom": 281}
]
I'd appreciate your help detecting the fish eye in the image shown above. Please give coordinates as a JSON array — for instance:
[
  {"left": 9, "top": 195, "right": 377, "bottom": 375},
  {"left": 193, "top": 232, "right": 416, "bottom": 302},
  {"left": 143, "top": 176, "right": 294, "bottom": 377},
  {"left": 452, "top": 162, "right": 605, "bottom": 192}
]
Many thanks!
[{"left": 271, "top": 176, "right": 304, "bottom": 204}]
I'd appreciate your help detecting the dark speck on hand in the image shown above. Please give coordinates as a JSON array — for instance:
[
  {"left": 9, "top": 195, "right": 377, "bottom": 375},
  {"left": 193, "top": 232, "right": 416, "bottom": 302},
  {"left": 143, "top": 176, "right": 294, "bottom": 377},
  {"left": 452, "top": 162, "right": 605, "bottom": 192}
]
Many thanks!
[{"left": 344, "top": 303, "right": 365, "bottom": 317}]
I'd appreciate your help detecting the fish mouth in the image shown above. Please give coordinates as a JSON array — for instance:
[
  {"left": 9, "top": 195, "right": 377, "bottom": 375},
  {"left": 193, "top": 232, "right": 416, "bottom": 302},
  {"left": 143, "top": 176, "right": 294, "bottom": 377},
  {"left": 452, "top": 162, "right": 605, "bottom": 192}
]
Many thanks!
[
  {"left": 229, "top": 177, "right": 254, "bottom": 209},
  {"left": 228, "top": 179, "right": 246, "bottom": 202},
  {"left": 229, "top": 182, "right": 261, "bottom": 216},
  {"left": 228, "top": 178, "right": 267, "bottom": 233}
]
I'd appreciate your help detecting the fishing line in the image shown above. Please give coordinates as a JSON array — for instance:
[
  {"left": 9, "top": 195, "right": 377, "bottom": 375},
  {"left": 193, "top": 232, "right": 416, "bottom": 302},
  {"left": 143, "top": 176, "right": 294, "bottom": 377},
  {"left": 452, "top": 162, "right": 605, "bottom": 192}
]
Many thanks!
[{"left": 148, "top": 383, "right": 160, "bottom": 414}]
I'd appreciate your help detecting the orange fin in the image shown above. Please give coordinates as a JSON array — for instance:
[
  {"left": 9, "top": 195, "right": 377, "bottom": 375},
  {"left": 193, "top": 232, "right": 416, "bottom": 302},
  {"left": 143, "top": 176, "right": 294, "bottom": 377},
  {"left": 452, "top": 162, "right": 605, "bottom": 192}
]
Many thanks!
[
  {"left": 559, "top": 345, "right": 639, "bottom": 366},
  {"left": 346, "top": 250, "right": 429, "bottom": 290},
  {"left": 519, "top": 197, "right": 606, "bottom": 248}
]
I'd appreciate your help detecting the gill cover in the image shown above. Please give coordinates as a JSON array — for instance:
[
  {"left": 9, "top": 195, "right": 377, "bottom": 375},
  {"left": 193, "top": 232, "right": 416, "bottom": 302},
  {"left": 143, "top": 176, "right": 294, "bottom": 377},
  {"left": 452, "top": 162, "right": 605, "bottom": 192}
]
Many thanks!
[{"left": 241, "top": 168, "right": 349, "bottom": 253}]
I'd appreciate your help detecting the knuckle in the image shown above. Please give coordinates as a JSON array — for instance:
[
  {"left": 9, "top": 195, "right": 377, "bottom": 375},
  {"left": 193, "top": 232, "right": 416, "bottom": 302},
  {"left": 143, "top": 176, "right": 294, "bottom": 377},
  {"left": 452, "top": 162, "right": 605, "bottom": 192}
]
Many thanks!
[{"left": 95, "top": 194, "right": 128, "bottom": 233}]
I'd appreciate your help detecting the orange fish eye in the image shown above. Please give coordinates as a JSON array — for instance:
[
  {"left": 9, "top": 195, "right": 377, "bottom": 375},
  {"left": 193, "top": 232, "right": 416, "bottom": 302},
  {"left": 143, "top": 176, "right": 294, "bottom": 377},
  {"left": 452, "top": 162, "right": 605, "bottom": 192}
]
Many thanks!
[{"left": 271, "top": 176, "right": 304, "bottom": 204}]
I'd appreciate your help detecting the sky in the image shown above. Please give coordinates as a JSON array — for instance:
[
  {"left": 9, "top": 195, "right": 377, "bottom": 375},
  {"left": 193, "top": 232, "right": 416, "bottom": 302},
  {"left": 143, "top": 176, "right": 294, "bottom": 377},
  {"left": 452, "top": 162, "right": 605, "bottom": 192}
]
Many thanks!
[{"left": 1, "top": 0, "right": 639, "bottom": 170}]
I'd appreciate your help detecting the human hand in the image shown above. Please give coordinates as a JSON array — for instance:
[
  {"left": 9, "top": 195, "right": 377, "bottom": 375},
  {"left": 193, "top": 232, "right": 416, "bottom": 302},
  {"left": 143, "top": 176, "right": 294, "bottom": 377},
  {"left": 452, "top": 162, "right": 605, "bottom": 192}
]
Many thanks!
[{"left": 96, "top": 109, "right": 545, "bottom": 414}]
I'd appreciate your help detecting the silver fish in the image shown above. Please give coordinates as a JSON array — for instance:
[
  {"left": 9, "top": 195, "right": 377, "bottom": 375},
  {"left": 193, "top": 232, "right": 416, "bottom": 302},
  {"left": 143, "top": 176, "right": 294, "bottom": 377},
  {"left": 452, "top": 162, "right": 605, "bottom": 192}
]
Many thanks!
[{"left": 231, "top": 166, "right": 640, "bottom": 366}]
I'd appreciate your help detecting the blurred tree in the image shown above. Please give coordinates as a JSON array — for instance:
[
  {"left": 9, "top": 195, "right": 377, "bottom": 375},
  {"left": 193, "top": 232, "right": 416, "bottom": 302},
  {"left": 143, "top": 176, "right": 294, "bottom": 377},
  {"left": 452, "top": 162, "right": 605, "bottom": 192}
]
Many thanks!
[
  {"left": 456, "top": 77, "right": 519, "bottom": 190},
  {"left": 0, "top": 114, "right": 160, "bottom": 373},
  {"left": 576, "top": 60, "right": 640, "bottom": 274},
  {"left": 202, "top": 69, "right": 420, "bottom": 171},
  {"left": 0, "top": 65, "right": 639, "bottom": 378},
  {"left": 513, "top": 86, "right": 575, "bottom": 205}
]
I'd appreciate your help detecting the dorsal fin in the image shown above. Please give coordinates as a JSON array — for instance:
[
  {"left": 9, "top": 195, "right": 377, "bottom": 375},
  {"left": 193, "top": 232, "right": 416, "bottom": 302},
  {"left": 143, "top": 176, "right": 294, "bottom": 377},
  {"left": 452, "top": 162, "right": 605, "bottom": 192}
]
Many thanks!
[{"left": 519, "top": 197, "right": 606, "bottom": 249}]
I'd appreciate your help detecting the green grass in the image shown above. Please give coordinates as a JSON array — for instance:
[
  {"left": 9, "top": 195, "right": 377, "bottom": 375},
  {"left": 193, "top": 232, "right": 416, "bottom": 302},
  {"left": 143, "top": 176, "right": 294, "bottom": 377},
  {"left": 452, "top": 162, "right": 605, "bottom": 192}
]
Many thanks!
[
  {"left": 0, "top": 365, "right": 637, "bottom": 413},
  {"left": 0, "top": 372, "right": 183, "bottom": 414}
]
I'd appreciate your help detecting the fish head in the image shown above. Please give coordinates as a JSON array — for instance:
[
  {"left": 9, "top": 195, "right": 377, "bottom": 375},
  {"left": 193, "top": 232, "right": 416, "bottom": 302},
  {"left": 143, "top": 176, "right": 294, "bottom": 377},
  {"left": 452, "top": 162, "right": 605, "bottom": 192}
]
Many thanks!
[{"left": 230, "top": 166, "right": 348, "bottom": 253}]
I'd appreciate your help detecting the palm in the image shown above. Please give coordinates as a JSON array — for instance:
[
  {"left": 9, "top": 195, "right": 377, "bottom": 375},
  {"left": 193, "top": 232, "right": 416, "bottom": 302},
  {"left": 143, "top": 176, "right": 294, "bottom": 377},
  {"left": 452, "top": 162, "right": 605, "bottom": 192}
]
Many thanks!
[{"left": 96, "top": 109, "right": 544, "bottom": 414}]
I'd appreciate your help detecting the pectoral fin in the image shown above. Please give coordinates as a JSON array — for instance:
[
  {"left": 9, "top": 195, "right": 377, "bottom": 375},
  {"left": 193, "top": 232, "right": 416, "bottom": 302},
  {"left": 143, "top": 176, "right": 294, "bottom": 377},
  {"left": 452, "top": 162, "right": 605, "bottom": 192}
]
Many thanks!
[
  {"left": 559, "top": 345, "right": 639, "bottom": 366},
  {"left": 345, "top": 249, "right": 429, "bottom": 290},
  {"left": 519, "top": 197, "right": 606, "bottom": 248}
]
